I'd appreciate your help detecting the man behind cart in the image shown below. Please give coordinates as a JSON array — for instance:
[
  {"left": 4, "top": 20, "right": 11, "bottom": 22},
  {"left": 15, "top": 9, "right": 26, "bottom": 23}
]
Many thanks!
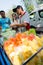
[{"left": 10, "top": 5, "right": 30, "bottom": 32}]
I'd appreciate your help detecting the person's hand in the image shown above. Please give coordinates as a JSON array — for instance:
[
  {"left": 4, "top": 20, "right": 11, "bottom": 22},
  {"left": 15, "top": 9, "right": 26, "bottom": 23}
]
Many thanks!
[
  {"left": 24, "top": 23, "right": 27, "bottom": 26},
  {"left": 10, "top": 24, "right": 12, "bottom": 27},
  {"left": 10, "top": 23, "right": 15, "bottom": 27}
]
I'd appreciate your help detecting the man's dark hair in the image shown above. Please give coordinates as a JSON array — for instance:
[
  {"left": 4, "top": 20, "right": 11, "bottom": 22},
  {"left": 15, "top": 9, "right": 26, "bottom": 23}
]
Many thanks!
[
  {"left": 17, "top": 5, "right": 23, "bottom": 11},
  {"left": 0, "top": 10, "right": 5, "bottom": 13},
  {"left": 13, "top": 5, "right": 23, "bottom": 12}
]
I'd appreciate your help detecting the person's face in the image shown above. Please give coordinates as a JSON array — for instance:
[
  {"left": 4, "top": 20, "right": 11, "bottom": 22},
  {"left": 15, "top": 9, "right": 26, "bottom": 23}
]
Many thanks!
[
  {"left": 16, "top": 8, "right": 21, "bottom": 15},
  {"left": 0, "top": 12, "right": 5, "bottom": 18},
  {"left": 12, "top": 14, "right": 16, "bottom": 19}
]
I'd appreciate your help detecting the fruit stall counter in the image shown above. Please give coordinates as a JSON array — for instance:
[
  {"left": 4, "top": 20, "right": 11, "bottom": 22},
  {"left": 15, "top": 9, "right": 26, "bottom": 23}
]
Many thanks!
[{"left": 0, "top": 28, "right": 43, "bottom": 65}]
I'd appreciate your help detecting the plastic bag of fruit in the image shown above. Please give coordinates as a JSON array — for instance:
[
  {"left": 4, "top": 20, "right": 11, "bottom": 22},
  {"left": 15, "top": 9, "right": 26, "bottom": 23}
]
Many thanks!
[{"left": 2, "top": 28, "right": 16, "bottom": 40}]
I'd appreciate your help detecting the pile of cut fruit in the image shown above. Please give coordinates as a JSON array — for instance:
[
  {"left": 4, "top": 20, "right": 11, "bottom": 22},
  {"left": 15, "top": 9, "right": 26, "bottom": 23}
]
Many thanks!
[{"left": 3, "top": 32, "right": 43, "bottom": 65}]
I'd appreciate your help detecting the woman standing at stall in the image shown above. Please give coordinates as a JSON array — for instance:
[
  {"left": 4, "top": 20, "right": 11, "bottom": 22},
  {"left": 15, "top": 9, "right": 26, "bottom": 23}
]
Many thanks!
[{"left": 11, "top": 13, "right": 20, "bottom": 32}]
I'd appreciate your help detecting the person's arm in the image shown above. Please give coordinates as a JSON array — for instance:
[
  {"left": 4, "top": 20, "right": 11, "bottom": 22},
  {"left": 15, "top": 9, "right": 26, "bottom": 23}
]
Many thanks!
[{"left": 10, "top": 23, "right": 27, "bottom": 27}]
